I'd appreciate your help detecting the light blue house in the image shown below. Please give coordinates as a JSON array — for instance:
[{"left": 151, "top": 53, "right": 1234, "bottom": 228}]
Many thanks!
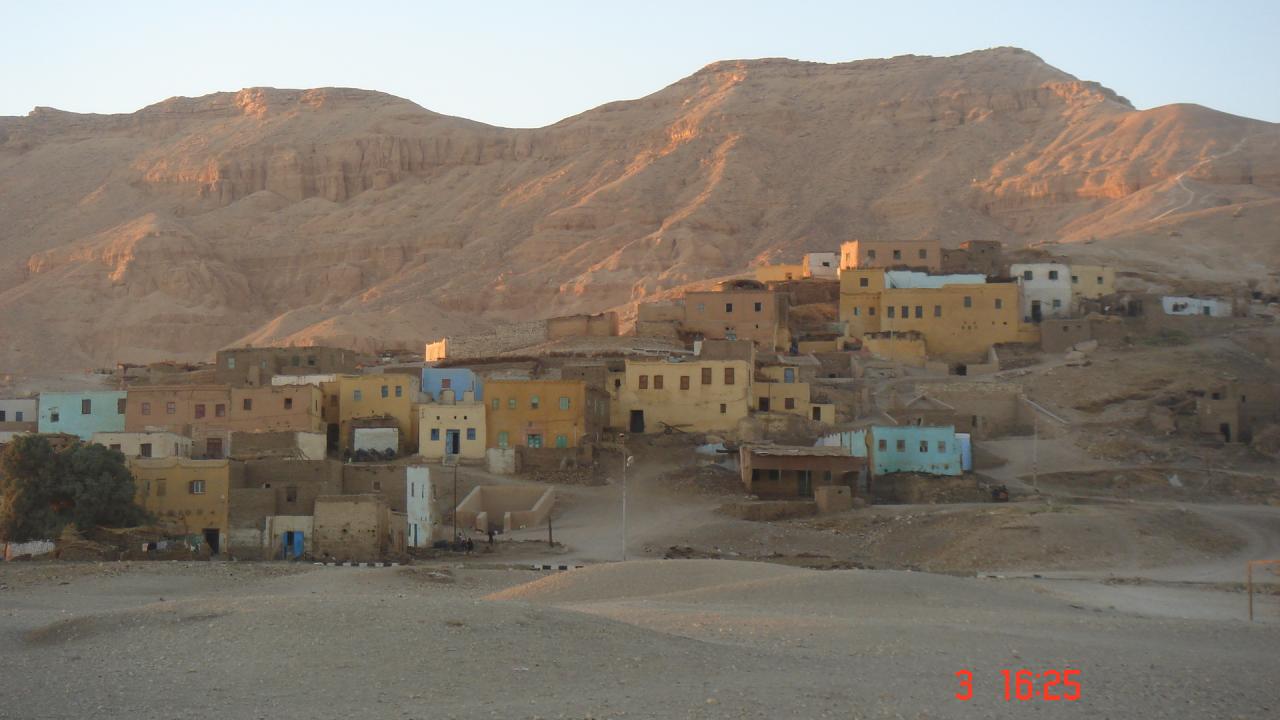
[
  {"left": 867, "top": 425, "right": 962, "bottom": 476},
  {"left": 37, "top": 391, "right": 127, "bottom": 440},
  {"left": 421, "top": 368, "right": 483, "bottom": 402}
]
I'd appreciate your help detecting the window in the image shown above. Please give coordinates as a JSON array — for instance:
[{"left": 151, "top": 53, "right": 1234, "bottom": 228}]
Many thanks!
[
  {"left": 1096, "top": 276, "right": 1104, "bottom": 285},
  {"left": 430, "top": 429, "right": 440, "bottom": 441},
  {"left": 866, "top": 249, "right": 876, "bottom": 260},
  {"left": 140, "top": 443, "right": 152, "bottom": 458},
  {"left": 724, "top": 367, "right": 735, "bottom": 385},
  {"left": 653, "top": 375, "right": 664, "bottom": 390},
  {"left": 0, "top": 411, "right": 5, "bottom": 421},
  {"left": 701, "top": 368, "right": 712, "bottom": 385},
  {"left": 1022, "top": 270, "right": 1033, "bottom": 280},
  {"left": 492, "top": 398, "right": 499, "bottom": 410},
  {"left": 284, "top": 397, "right": 293, "bottom": 410},
  {"left": 853, "top": 307, "right": 860, "bottom": 316},
  {"left": 680, "top": 376, "right": 690, "bottom": 390},
  {"left": 868, "top": 307, "right": 876, "bottom": 316},
  {"left": 508, "top": 398, "right": 516, "bottom": 409},
  {"left": 901, "top": 305, "right": 909, "bottom": 318},
  {"left": 918, "top": 248, "right": 927, "bottom": 259},
  {"left": 286, "top": 486, "right": 298, "bottom": 502},
  {"left": 995, "top": 298, "right": 1003, "bottom": 310},
  {"left": 937, "top": 441, "right": 947, "bottom": 453},
  {"left": 354, "top": 390, "right": 363, "bottom": 402},
  {"left": 878, "top": 439, "right": 887, "bottom": 451},
  {"left": 13, "top": 411, "right": 20, "bottom": 422},
  {"left": 195, "top": 404, "right": 206, "bottom": 419},
  {"left": 1071, "top": 275, "right": 1079, "bottom": 284},
  {"left": 892, "top": 249, "right": 902, "bottom": 260},
  {"left": 530, "top": 395, "right": 540, "bottom": 409},
  {"left": 372, "top": 481, "right": 382, "bottom": 491},
  {"left": 466, "top": 428, "right": 476, "bottom": 441},
  {"left": 725, "top": 303, "right": 733, "bottom": 313},
  {"left": 527, "top": 434, "right": 543, "bottom": 449},
  {"left": 307, "top": 355, "right": 316, "bottom": 367},
  {"left": 696, "top": 303, "right": 705, "bottom": 313},
  {"left": 49, "top": 408, "right": 60, "bottom": 423},
  {"left": 215, "top": 404, "right": 225, "bottom": 418},
  {"left": 639, "top": 375, "right": 649, "bottom": 389},
  {"left": 919, "top": 440, "right": 928, "bottom": 452},
  {"left": 291, "top": 355, "right": 301, "bottom": 367},
  {"left": 963, "top": 296, "right": 972, "bottom": 308},
  {"left": 559, "top": 396, "right": 571, "bottom": 410},
  {"left": 914, "top": 305, "right": 923, "bottom": 319},
  {"left": 887, "top": 306, "right": 896, "bottom": 318},
  {"left": 166, "top": 402, "right": 177, "bottom": 415},
  {"left": 381, "top": 385, "right": 389, "bottom": 398},
  {"left": 859, "top": 277, "right": 869, "bottom": 288},
  {"left": 395, "top": 385, "right": 403, "bottom": 398},
  {"left": 783, "top": 368, "right": 795, "bottom": 383},
  {"left": 242, "top": 399, "right": 252, "bottom": 411},
  {"left": 1052, "top": 299, "right": 1062, "bottom": 309},
  {"left": 141, "top": 402, "right": 151, "bottom": 416},
  {"left": 555, "top": 434, "right": 568, "bottom": 448},
  {"left": 117, "top": 398, "right": 126, "bottom": 414},
  {"left": 1048, "top": 270, "right": 1059, "bottom": 280},
  {"left": 719, "top": 403, "right": 727, "bottom": 414},
  {"left": 189, "top": 480, "right": 206, "bottom": 495},
  {"left": 227, "top": 357, "right": 236, "bottom": 369},
  {"left": 109, "top": 443, "right": 121, "bottom": 452},
  {"left": 896, "top": 439, "right": 906, "bottom": 451},
  {"left": 81, "top": 398, "right": 92, "bottom": 415},
  {"left": 497, "top": 431, "right": 509, "bottom": 448},
  {"left": 207, "top": 437, "right": 224, "bottom": 458},
  {"left": 934, "top": 305, "right": 942, "bottom": 317},
  {"left": 784, "top": 398, "right": 795, "bottom": 410},
  {"left": 440, "top": 378, "right": 452, "bottom": 389},
  {"left": 754, "top": 302, "right": 762, "bottom": 312}
]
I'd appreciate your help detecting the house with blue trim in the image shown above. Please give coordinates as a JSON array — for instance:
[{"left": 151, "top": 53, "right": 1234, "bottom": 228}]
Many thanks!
[
  {"left": 421, "top": 368, "right": 483, "bottom": 402},
  {"left": 867, "top": 425, "right": 962, "bottom": 476}
]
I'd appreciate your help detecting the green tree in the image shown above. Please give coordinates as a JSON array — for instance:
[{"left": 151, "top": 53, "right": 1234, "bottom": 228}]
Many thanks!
[{"left": 0, "top": 435, "right": 148, "bottom": 542}]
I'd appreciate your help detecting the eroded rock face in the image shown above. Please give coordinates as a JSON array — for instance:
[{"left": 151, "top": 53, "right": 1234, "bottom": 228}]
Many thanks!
[{"left": 0, "top": 48, "right": 1276, "bottom": 372}]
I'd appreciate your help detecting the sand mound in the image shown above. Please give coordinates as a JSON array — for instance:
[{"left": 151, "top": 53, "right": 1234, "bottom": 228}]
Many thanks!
[{"left": 484, "top": 559, "right": 808, "bottom": 604}]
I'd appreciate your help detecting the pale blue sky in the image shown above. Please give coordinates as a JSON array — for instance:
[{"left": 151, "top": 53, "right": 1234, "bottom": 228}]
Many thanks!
[{"left": 3, "top": 1, "right": 1277, "bottom": 126}]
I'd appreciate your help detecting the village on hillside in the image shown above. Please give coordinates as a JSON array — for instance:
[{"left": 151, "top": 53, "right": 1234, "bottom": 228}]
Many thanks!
[{"left": 2, "top": 237, "right": 1278, "bottom": 565}]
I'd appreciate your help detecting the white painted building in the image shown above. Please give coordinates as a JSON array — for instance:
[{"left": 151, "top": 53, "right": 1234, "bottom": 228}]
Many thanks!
[
  {"left": 1162, "top": 296, "right": 1233, "bottom": 317},
  {"left": 353, "top": 427, "right": 398, "bottom": 454},
  {"left": 92, "top": 431, "right": 193, "bottom": 459},
  {"left": 271, "top": 374, "right": 340, "bottom": 387},
  {"left": 803, "top": 252, "right": 839, "bottom": 278},
  {"left": 1011, "top": 263, "right": 1072, "bottom": 321},
  {"left": 0, "top": 397, "right": 37, "bottom": 426},
  {"left": 406, "top": 466, "right": 433, "bottom": 548}
]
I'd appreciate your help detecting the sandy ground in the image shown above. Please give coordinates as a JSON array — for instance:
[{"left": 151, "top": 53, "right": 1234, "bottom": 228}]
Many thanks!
[{"left": 0, "top": 559, "right": 1276, "bottom": 719}]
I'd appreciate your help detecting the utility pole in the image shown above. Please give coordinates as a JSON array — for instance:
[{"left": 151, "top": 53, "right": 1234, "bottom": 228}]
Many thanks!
[
  {"left": 619, "top": 432, "right": 629, "bottom": 562},
  {"left": 452, "top": 460, "right": 459, "bottom": 543},
  {"left": 1031, "top": 409, "right": 1039, "bottom": 490}
]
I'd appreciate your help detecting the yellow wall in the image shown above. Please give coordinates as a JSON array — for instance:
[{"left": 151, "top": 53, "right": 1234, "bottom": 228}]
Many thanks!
[
  {"left": 617, "top": 357, "right": 752, "bottom": 433},
  {"left": 840, "top": 270, "right": 1036, "bottom": 360},
  {"left": 861, "top": 335, "right": 929, "bottom": 366},
  {"left": 331, "top": 375, "right": 420, "bottom": 452},
  {"left": 755, "top": 375, "right": 834, "bottom": 423},
  {"left": 485, "top": 380, "right": 589, "bottom": 448},
  {"left": 130, "top": 457, "right": 232, "bottom": 539},
  {"left": 1069, "top": 265, "right": 1116, "bottom": 300},
  {"left": 753, "top": 264, "right": 804, "bottom": 282},
  {"left": 417, "top": 398, "right": 487, "bottom": 460},
  {"left": 840, "top": 239, "right": 942, "bottom": 271}
]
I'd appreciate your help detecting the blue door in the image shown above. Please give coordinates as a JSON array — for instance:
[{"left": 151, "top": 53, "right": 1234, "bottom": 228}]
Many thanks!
[
  {"left": 446, "top": 429, "right": 461, "bottom": 455},
  {"left": 282, "top": 531, "right": 304, "bottom": 559}
]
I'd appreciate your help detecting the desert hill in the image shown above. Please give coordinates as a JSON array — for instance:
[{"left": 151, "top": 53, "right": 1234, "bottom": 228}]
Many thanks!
[{"left": 1, "top": 47, "right": 1276, "bottom": 372}]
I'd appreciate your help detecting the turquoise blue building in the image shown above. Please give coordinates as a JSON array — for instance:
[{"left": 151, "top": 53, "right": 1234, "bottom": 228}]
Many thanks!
[
  {"left": 867, "top": 425, "right": 961, "bottom": 476},
  {"left": 37, "top": 391, "right": 127, "bottom": 440},
  {"left": 421, "top": 368, "right": 483, "bottom": 401}
]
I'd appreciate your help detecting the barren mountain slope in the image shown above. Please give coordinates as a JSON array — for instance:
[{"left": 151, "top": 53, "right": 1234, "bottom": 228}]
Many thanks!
[{"left": 0, "top": 47, "right": 1276, "bottom": 372}]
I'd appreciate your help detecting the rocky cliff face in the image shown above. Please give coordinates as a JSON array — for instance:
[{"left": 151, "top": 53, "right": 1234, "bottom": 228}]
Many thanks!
[{"left": 1, "top": 48, "right": 1276, "bottom": 372}]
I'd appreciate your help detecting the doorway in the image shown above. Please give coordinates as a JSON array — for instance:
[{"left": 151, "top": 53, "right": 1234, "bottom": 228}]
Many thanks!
[
  {"left": 446, "top": 429, "right": 461, "bottom": 455},
  {"left": 282, "top": 531, "right": 304, "bottom": 559},
  {"left": 327, "top": 423, "right": 339, "bottom": 450},
  {"left": 812, "top": 406, "right": 821, "bottom": 421},
  {"left": 1031, "top": 300, "right": 1042, "bottom": 323},
  {"left": 759, "top": 398, "right": 771, "bottom": 412},
  {"left": 202, "top": 529, "right": 221, "bottom": 555},
  {"left": 205, "top": 437, "right": 224, "bottom": 459},
  {"left": 629, "top": 410, "right": 645, "bottom": 433},
  {"left": 796, "top": 470, "right": 813, "bottom": 497},
  {"left": 1219, "top": 423, "right": 1232, "bottom": 443}
]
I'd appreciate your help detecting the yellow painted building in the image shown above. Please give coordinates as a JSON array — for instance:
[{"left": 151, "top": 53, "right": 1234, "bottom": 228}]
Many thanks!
[
  {"left": 839, "top": 269, "right": 1038, "bottom": 361},
  {"left": 485, "top": 379, "right": 605, "bottom": 449},
  {"left": 615, "top": 340, "right": 755, "bottom": 434},
  {"left": 756, "top": 366, "right": 835, "bottom": 423},
  {"left": 417, "top": 391, "right": 487, "bottom": 461},
  {"left": 753, "top": 263, "right": 805, "bottom": 282},
  {"left": 324, "top": 375, "right": 421, "bottom": 453},
  {"left": 1069, "top": 264, "right": 1116, "bottom": 300},
  {"left": 130, "top": 457, "right": 239, "bottom": 553}
]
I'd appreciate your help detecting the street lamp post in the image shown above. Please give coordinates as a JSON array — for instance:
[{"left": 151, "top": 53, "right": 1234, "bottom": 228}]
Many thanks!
[{"left": 619, "top": 432, "right": 628, "bottom": 562}]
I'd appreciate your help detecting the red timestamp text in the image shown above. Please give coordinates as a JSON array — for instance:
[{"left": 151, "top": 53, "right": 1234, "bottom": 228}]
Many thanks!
[{"left": 954, "top": 669, "right": 1082, "bottom": 702}]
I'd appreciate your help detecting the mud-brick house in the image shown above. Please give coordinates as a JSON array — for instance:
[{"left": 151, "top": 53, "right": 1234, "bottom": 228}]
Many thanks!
[
  {"left": 615, "top": 340, "right": 754, "bottom": 434},
  {"left": 312, "top": 495, "right": 406, "bottom": 562},
  {"left": 124, "top": 384, "right": 323, "bottom": 459},
  {"left": 739, "top": 445, "right": 864, "bottom": 499},
  {"left": 755, "top": 364, "right": 835, "bottom": 424},
  {"left": 1196, "top": 382, "right": 1280, "bottom": 444},
  {"left": 37, "top": 390, "right": 127, "bottom": 440},
  {"left": 215, "top": 346, "right": 360, "bottom": 387},
  {"left": 485, "top": 379, "right": 607, "bottom": 449},
  {"left": 130, "top": 457, "right": 243, "bottom": 555},
  {"left": 867, "top": 425, "right": 962, "bottom": 477},
  {"left": 681, "top": 280, "right": 791, "bottom": 351},
  {"left": 840, "top": 239, "right": 942, "bottom": 272}
]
